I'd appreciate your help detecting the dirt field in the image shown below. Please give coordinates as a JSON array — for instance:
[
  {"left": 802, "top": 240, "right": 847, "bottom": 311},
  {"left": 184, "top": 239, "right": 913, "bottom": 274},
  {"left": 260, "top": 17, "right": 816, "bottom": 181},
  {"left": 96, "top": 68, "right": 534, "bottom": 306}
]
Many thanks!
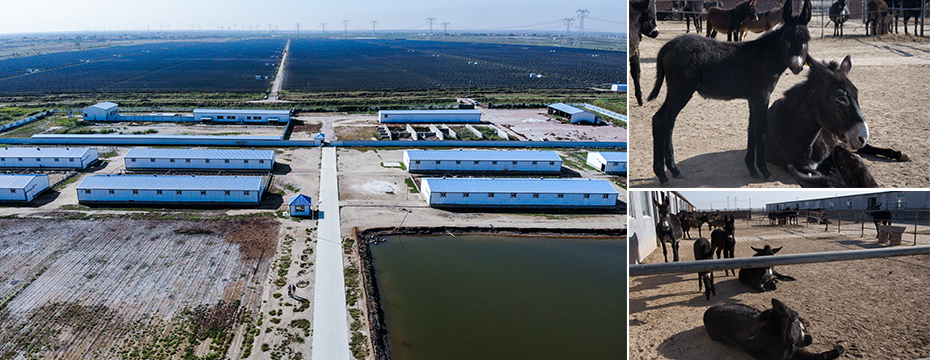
[
  {"left": 75, "top": 122, "right": 287, "bottom": 137},
  {"left": 629, "top": 218, "right": 930, "bottom": 359},
  {"left": 629, "top": 20, "right": 930, "bottom": 188}
]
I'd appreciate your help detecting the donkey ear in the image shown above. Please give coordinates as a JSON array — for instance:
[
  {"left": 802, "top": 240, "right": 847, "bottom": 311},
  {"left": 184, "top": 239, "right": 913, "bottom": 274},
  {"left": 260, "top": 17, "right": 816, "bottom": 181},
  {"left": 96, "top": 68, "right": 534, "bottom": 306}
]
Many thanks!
[
  {"left": 800, "top": 0, "right": 812, "bottom": 24},
  {"left": 783, "top": 0, "right": 794, "bottom": 23},
  {"left": 771, "top": 246, "right": 783, "bottom": 254},
  {"left": 751, "top": 246, "right": 763, "bottom": 252},
  {"left": 772, "top": 298, "right": 789, "bottom": 314},
  {"left": 839, "top": 55, "right": 853, "bottom": 75}
]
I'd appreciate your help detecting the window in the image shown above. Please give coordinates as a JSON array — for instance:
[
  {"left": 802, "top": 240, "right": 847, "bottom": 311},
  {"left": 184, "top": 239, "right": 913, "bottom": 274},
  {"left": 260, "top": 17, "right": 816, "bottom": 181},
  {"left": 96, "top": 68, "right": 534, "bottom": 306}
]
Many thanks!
[
  {"left": 150, "top": 158, "right": 155, "bottom": 162},
  {"left": 177, "top": 190, "right": 183, "bottom": 195},
  {"left": 217, "top": 116, "right": 224, "bottom": 119},
  {"left": 488, "top": 193, "right": 495, "bottom": 198},
  {"left": 156, "top": 190, "right": 163, "bottom": 195},
  {"left": 186, "top": 159, "right": 191, "bottom": 163},
  {"left": 584, "top": 194, "right": 590, "bottom": 199},
  {"left": 254, "top": 116, "right": 262, "bottom": 120},
  {"left": 0, "top": 158, "right": 4, "bottom": 161},
  {"left": 84, "top": 189, "right": 91, "bottom": 194},
  {"left": 9, "top": 189, "right": 15, "bottom": 193},
  {"left": 463, "top": 193, "right": 470, "bottom": 198},
  {"left": 532, "top": 161, "right": 538, "bottom": 165},
  {"left": 897, "top": 198, "right": 906, "bottom": 209},
  {"left": 603, "top": 194, "right": 610, "bottom": 199},
  {"left": 244, "top": 160, "right": 249, "bottom": 163},
  {"left": 201, "top": 190, "right": 207, "bottom": 195},
  {"left": 511, "top": 193, "right": 517, "bottom": 198},
  {"left": 131, "top": 158, "right": 136, "bottom": 162},
  {"left": 170, "top": 159, "right": 175, "bottom": 163},
  {"left": 474, "top": 161, "right": 479, "bottom": 165},
  {"left": 492, "top": 161, "right": 498, "bottom": 165},
  {"left": 17, "top": 158, "right": 22, "bottom": 161},
  {"left": 259, "top": 160, "right": 264, "bottom": 164},
  {"left": 557, "top": 194, "right": 564, "bottom": 198},
  {"left": 36, "top": 158, "right": 41, "bottom": 161},
  {"left": 225, "top": 159, "right": 230, "bottom": 163},
  {"left": 847, "top": 201, "right": 852, "bottom": 209},
  {"left": 225, "top": 191, "right": 231, "bottom": 195},
  {"left": 69, "top": 159, "right": 74, "bottom": 162},
  {"left": 295, "top": 205, "right": 305, "bottom": 212},
  {"left": 132, "top": 190, "right": 139, "bottom": 194},
  {"left": 54, "top": 158, "right": 60, "bottom": 162},
  {"left": 440, "top": 193, "right": 447, "bottom": 197},
  {"left": 533, "top": 193, "right": 539, "bottom": 198},
  {"left": 512, "top": 161, "right": 517, "bottom": 165},
  {"left": 205, "top": 159, "right": 210, "bottom": 163},
  {"left": 244, "top": 191, "right": 250, "bottom": 195},
  {"left": 109, "top": 190, "right": 115, "bottom": 194},
  {"left": 415, "top": 160, "right": 421, "bottom": 165},
  {"left": 550, "top": 161, "right": 555, "bottom": 165},
  {"left": 455, "top": 161, "right": 461, "bottom": 164},
  {"left": 435, "top": 161, "right": 441, "bottom": 164}
]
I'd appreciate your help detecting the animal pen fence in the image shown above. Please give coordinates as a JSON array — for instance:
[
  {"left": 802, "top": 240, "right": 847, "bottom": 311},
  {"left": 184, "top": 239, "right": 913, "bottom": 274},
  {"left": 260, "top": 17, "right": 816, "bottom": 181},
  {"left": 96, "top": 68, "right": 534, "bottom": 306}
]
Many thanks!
[
  {"left": 756, "top": 208, "right": 930, "bottom": 245},
  {"left": 653, "top": 0, "right": 929, "bottom": 37}
]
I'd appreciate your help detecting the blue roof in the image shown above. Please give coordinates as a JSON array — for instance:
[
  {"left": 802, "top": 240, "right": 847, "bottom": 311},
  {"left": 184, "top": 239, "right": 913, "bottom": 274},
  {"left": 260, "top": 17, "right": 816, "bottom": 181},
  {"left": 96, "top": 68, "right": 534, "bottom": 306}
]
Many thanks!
[
  {"left": 126, "top": 148, "right": 275, "bottom": 160},
  {"left": 380, "top": 110, "right": 481, "bottom": 115},
  {"left": 423, "top": 178, "right": 619, "bottom": 194},
  {"left": 597, "top": 152, "right": 628, "bottom": 162},
  {"left": 77, "top": 175, "right": 264, "bottom": 191},
  {"left": 406, "top": 150, "right": 561, "bottom": 162},
  {"left": 0, "top": 174, "right": 46, "bottom": 188},
  {"left": 289, "top": 194, "right": 312, "bottom": 205},
  {"left": 548, "top": 103, "right": 585, "bottom": 115},
  {"left": 0, "top": 147, "right": 94, "bottom": 158}
]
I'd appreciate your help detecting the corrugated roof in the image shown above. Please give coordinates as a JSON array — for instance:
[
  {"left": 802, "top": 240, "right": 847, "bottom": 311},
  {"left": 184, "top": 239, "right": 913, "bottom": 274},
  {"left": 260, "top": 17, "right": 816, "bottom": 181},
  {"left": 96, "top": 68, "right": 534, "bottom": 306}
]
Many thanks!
[
  {"left": 380, "top": 110, "right": 482, "bottom": 115},
  {"left": 289, "top": 194, "right": 312, "bottom": 205},
  {"left": 406, "top": 150, "right": 561, "bottom": 162},
  {"left": 126, "top": 148, "right": 275, "bottom": 160},
  {"left": 77, "top": 175, "right": 264, "bottom": 191},
  {"left": 548, "top": 103, "right": 585, "bottom": 115},
  {"left": 423, "top": 178, "right": 619, "bottom": 194},
  {"left": 0, "top": 147, "right": 94, "bottom": 158},
  {"left": 596, "top": 152, "right": 628, "bottom": 162},
  {"left": 0, "top": 174, "right": 45, "bottom": 188},
  {"left": 87, "top": 102, "right": 118, "bottom": 110},
  {"left": 32, "top": 134, "right": 282, "bottom": 141},
  {"left": 193, "top": 109, "right": 290, "bottom": 115}
]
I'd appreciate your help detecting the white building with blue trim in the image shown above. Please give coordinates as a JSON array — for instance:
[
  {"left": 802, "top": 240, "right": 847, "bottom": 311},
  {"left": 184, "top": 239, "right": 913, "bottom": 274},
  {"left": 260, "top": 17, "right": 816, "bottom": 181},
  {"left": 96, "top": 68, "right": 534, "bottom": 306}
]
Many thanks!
[
  {"left": 379, "top": 109, "right": 482, "bottom": 123},
  {"left": 0, "top": 147, "right": 98, "bottom": 169},
  {"left": 76, "top": 175, "right": 265, "bottom": 205},
  {"left": 587, "top": 151, "right": 627, "bottom": 174},
  {"left": 547, "top": 103, "right": 599, "bottom": 124},
  {"left": 124, "top": 148, "right": 276, "bottom": 172},
  {"left": 0, "top": 174, "right": 50, "bottom": 203},
  {"left": 193, "top": 109, "right": 291, "bottom": 124},
  {"left": 403, "top": 150, "right": 562, "bottom": 174},
  {"left": 420, "top": 178, "right": 619, "bottom": 209},
  {"left": 82, "top": 102, "right": 119, "bottom": 120}
]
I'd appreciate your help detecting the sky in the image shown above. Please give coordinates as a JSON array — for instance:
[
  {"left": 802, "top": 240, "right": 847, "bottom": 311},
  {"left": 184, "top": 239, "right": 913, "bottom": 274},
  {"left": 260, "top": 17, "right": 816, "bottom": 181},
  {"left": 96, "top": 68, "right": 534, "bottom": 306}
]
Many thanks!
[
  {"left": 0, "top": 0, "right": 624, "bottom": 35},
  {"left": 676, "top": 190, "right": 885, "bottom": 211}
]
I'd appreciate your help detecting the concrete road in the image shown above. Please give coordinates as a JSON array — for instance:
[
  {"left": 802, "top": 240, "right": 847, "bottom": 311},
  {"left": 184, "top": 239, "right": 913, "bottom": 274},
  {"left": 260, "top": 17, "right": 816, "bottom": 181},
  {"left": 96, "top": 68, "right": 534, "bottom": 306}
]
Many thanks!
[
  {"left": 252, "top": 39, "right": 291, "bottom": 103},
  {"left": 310, "top": 147, "right": 351, "bottom": 360}
]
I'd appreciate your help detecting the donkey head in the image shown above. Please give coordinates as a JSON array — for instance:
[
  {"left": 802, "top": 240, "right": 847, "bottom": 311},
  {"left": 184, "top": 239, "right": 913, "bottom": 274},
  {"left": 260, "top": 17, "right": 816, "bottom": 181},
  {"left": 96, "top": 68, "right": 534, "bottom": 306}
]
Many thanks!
[
  {"left": 751, "top": 244, "right": 782, "bottom": 256},
  {"left": 745, "top": 0, "right": 760, "bottom": 23},
  {"left": 769, "top": 299, "right": 814, "bottom": 348},
  {"left": 632, "top": 0, "right": 660, "bottom": 39},
  {"left": 781, "top": 0, "right": 812, "bottom": 74},
  {"left": 724, "top": 215, "right": 736, "bottom": 237},
  {"left": 654, "top": 195, "right": 673, "bottom": 231},
  {"left": 808, "top": 55, "right": 869, "bottom": 150}
]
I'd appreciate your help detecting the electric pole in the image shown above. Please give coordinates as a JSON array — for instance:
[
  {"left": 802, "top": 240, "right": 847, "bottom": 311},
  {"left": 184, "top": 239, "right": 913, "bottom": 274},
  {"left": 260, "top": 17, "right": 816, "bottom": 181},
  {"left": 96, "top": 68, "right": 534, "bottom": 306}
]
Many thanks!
[
  {"left": 371, "top": 20, "right": 378, "bottom": 35},
  {"left": 426, "top": 17, "right": 437, "bottom": 37},
  {"left": 343, "top": 19, "right": 349, "bottom": 35},
  {"left": 441, "top": 22, "right": 450, "bottom": 36},
  {"left": 268, "top": 24, "right": 273, "bottom": 33}
]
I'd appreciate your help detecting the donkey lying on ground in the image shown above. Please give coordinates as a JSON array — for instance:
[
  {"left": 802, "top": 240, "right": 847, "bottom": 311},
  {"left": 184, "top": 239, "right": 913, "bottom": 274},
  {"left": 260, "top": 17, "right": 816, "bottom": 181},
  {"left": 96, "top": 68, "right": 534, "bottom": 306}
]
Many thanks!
[
  {"left": 648, "top": 0, "right": 812, "bottom": 185},
  {"left": 738, "top": 245, "right": 795, "bottom": 292},
  {"left": 704, "top": 299, "right": 846, "bottom": 360},
  {"left": 694, "top": 237, "right": 716, "bottom": 300},
  {"left": 711, "top": 215, "right": 736, "bottom": 276},
  {"left": 765, "top": 55, "right": 908, "bottom": 188}
]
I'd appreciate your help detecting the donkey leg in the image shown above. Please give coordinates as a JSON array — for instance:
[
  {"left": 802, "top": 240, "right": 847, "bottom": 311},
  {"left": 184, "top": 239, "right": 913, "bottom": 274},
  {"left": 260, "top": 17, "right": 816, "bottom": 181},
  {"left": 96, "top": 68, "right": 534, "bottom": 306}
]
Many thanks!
[
  {"left": 665, "top": 129, "right": 682, "bottom": 178},
  {"left": 631, "top": 53, "right": 644, "bottom": 106},
  {"left": 857, "top": 144, "right": 909, "bottom": 161},
  {"left": 672, "top": 239, "right": 680, "bottom": 262},
  {"left": 661, "top": 240, "right": 670, "bottom": 262},
  {"left": 750, "top": 96, "right": 773, "bottom": 179},
  {"left": 653, "top": 89, "right": 693, "bottom": 183}
]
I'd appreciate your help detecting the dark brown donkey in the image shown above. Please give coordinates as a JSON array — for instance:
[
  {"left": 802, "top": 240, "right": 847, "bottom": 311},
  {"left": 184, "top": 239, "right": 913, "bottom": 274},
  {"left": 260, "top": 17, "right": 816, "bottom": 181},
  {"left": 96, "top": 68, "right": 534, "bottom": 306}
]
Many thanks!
[
  {"left": 765, "top": 55, "right": 908, "bottom": 187},
  {"left": 706, "top": 0, "right": 758, "bottom": 41},
  {"left": 866, "top": 0, "right": 890, "bottom": 35},
  {"left": 827, "top": 0, "right": 850, "bottom": 37},
  {"left": 655, "top": 193, "right": 684, "bottom": 262},
  {"left": 630, "top": 0, "right": 660, "bottom": 106},
  {"left": 648, "top": 0, "right": 811, "bottom": 185},
  {"left": 740, "top": 6, "right": 784, "bottom": 40},
  {"left": 711, "top": 215, "right": 736, "bottom": 276}
]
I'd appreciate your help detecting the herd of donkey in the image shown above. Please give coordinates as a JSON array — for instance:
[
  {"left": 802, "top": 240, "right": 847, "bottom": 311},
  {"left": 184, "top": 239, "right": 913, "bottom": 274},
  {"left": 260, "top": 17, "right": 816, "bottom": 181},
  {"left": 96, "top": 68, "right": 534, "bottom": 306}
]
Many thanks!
[
  {"left": 630, "top": 0, "right": 917, "bottom": 187},
  {"left": 650, "top": 193, "right": 896, "bottom": 359}
]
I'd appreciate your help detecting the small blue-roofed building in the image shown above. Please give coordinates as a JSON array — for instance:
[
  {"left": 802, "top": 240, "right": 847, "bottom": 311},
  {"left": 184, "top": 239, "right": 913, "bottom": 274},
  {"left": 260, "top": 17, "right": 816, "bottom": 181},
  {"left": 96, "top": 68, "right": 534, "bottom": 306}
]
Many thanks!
[
  {"left": 0, "top": 147, "right": 98, "bottom": 169},
  {"left": 379, "top": 109, "right": 482, "bottom": 123},
  {"left": 288, "top": 194, "right": 313, "bottom": 217},
  {"left": 420, "top": 178, "right": 619, "bottom": 209},
  {"left": 193, "top": 109, "right": 291, "bottom": 124},
  {"left": 611, "top": 84, "right": 627, "bottom": 92},
  {"left": 0, "top": 174, "right": 50, "bottom": 203},
  {"left": 587, "top": 151, "right": 627, "bottom": 174},
  {"left": 547, "top": 103, "right": 600, "bottom": 124},
  {"left": 82, "top": 102, "right": 119, "bottom": 120},
  {"left": 76, "top": 175, "right": 265, "bottom": 205},
  {"left": 124, "top": 148, "right": 276, "bottom": 172},
  {"left": 403, "top": 150, "right": 563, "bottom": 174}
]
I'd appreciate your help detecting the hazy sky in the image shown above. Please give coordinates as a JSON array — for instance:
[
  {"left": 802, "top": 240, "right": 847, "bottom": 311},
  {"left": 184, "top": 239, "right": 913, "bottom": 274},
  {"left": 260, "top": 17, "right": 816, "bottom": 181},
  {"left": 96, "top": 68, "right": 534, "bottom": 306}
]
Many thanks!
[
  {"left": 676, "top": 190, "right": 884, "bottom": 210},
  {"left": 1, "top": 0, "right": 624, "bottom": 35}
]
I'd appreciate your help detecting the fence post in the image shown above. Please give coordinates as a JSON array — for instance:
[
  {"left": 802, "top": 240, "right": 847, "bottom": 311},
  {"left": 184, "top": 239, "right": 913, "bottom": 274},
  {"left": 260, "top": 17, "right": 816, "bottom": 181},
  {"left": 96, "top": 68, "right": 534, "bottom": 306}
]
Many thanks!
[{"left": 838, "top": 211, "right": 842, "bottom": 233}]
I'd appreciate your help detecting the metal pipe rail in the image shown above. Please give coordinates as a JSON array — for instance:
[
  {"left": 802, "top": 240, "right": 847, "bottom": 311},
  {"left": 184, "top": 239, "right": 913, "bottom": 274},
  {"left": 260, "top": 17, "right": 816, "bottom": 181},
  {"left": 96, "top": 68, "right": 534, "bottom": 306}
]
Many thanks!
[{"left": 630, "top": 245, "right": 930, "bottom": 276}]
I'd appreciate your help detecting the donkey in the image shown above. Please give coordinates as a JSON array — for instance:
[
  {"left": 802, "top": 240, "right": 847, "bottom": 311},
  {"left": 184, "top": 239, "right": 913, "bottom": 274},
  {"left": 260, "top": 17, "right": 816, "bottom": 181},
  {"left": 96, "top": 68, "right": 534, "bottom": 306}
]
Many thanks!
[
  {"left": 680, "top": 0, "right": 706, "bottom": 33},
  {"left": 648, "top": 0, "right": 811, "bottom": 185},
  {"left": 706, "top": 0, "right": 759, "bottom": 41},
  {"left": 739, "top": 6, "right": 784, "bottom": 40},
  {"left": 739, "top": 245, "right": 796, "bottom": 292},
  {"left": 889, "top": 0, "right": 924, "bottom": 35},
  {"left": 704, "top": 299, "right": 847, "bottom": 360},
  {"left": 655, "top": 194, "right": 684, "bottom": 262},
  {"left": 630, "top": 0, "right": 660, "bottom": 106},
  {"left": 711, "top": 215, "right": 736, "bottom": 276},
  {"left": 765, "top": 55, "right": 908, "bottom": 188},
  {"left": 678, "top": 211, "right": 706, "bottom": 238},
  {"left": 693, "top": 237, "right": 716, "bottom": 300},
  {"left": 869, "top": 203, "right": 893, "bottom": 238},
  {"left": 827, "top": 0, "right": 850, "bottom": 37},
  {"left": 866, "top": 0, "right": 891, "bottom": 35}
]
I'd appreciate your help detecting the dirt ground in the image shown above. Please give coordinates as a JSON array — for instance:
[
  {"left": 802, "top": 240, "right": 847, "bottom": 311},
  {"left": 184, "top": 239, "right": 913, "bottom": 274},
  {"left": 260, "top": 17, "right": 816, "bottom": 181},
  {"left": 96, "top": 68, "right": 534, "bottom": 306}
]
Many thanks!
[
  {"left": 629, "top": 20, "right": 930, "bottom": 188},
  {"left": 629, "top": 218, "right": 930, "bottom": 359},
  {"left": 75, "top": 122, "right": 288, "bottom": 137}
]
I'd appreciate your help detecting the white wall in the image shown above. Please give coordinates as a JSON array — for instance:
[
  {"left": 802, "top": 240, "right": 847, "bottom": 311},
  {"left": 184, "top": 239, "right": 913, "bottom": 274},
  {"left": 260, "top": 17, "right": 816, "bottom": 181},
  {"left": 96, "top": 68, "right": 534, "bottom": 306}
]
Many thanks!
[
  {"left": 0, "top": 149, "right": 97, "bottom": 169},
  {"left": 405, "top": 156, "right": 562, "bottom": 173},
  {"left": 422, "top": 182, "right": 617, "bottom": 208},
  {"left": 379, "top": 112, "right": 481, "bottom": 123},
  {"left": 125, "top": 157, "right": 274, "bottom": 171},
  {"left": 77, "top": 188, "right": 261, "bottom": 204},
  {"left": 0, "top": 175, "right": 50, "bottom": 202}
]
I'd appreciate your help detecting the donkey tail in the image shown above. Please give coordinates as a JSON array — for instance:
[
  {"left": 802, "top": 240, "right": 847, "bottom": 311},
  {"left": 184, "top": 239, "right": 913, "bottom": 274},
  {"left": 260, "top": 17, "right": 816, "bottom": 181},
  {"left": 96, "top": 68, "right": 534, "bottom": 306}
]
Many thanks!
[{"left": 646, "top": 50, "right": 665, "bottom": 102}]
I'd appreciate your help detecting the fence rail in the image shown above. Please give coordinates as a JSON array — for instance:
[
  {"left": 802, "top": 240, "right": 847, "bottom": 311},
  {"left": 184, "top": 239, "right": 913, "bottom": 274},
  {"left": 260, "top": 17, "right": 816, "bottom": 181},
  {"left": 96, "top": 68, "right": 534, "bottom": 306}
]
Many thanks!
[{"left": 0, "top": 110, "right": 54, "bottom": 133}]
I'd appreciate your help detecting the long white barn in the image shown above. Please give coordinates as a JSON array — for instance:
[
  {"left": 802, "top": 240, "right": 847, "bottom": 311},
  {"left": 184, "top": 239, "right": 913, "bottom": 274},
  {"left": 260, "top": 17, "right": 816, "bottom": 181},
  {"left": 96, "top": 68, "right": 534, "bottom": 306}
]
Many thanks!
[
  {"left": 403, "top": 150, "right": 562, "bottom": 174},
  {"left": 193, "top": 109, "right": 291, "bottom": 124},
  {"left": 379, "top": 109, "right": 482, "bottom": 123},
  {"left": 0, "top": 174, "right": 50, "bottom": 203},
  {"left": 420, "top": 178, "right": 619, "bottom": 209},
  {"left": 124, "top": 148, "right": 276, "bottom": 171},
  {"left": 76, "top": 175, "right": 265, "bottom": 204},
  {"left": 0, "top": 147, "right": 98, "bottom": 169},
  {"left": 587, "top": 151, "right": 627, "bottom": 174}
]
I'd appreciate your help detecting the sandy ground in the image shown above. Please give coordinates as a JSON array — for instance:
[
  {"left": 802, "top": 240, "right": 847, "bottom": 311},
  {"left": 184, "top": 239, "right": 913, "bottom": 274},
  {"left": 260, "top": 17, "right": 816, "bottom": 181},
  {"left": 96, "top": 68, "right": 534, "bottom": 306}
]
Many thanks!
[
  {"left": 629, "top": 218, "right": 930, "bottom": 359},
  {"left": 629, "top": 20, "right": 930, "bottom": 188},
  {"left": 482, "top": 108, "right": 628, "bottom": 142},
  {"left": 76, "top": 122, "right": 288, "bottom": 137}
]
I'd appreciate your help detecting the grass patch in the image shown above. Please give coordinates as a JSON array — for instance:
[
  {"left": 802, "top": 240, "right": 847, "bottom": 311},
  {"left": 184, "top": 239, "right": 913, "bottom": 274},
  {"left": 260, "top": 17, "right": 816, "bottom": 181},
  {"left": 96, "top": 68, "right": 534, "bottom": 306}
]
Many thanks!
[
  {"left": 98, "top": 150, "right": 118, "bottom": 158},
  {"left": 404, "top": 177, "right": 419, "bottom": 193}
]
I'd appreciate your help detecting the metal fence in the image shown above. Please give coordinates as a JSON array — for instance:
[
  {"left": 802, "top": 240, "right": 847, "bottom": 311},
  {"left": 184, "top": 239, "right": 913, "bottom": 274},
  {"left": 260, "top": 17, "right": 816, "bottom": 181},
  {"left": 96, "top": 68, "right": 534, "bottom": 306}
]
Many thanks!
[
  {"left": 0, "top": 110, "right": 55, "bottom": 133},
  {"left": 755, "top": 208, "right": 930, "bottom": 245}
]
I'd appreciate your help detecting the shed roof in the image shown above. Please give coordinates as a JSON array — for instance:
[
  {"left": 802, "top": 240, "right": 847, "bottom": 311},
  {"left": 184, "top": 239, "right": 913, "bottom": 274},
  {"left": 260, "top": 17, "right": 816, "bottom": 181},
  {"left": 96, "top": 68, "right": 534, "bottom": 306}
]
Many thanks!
[
  {"left": 406, "top": 150, "right": 561, "bottom": 162},
  {"left": 126, "top": 148, "right": 275, "bottom": 160},
  {"left": 77, "top": 175, "right": 264, "bottom": 191},
  {"left": 86, "top": 102, "right": 118, "bottom": 110},
  {"left": 193, "top": 109, "right": 290, "bottom": 115},
  {"left": 423, "top": 178, "right": 618, "bottom": 194},
  {"left": 0, "top": 147, "right": 94, "bottom": 158},
  {"left": 595, "top": 152, "right": 628, "bottom": 162},
  {"left": 379, "top": 110, "right": 481, "bottom": 115},
  {"left": 289, "top": 194, "right": 312, "bottom": 205},
  {"left": 548, "top": 103, "right": 585, "bottom": 115},
  {"left": 0, "top": 174, "right": 46, "bottom": 189}
]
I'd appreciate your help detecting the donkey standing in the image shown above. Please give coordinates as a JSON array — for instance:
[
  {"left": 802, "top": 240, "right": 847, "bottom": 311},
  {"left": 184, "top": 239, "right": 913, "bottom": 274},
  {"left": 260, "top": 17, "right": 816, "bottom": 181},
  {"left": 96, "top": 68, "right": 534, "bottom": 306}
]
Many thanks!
[
  {"left": 630, "top": 0, "right": 660, "bottom": 106},
  {"left": 655, "top": 194, "right": 684, "bottom": 262},
  {"left": 648, "top": 0, "right": 812, "bottom": 185}
]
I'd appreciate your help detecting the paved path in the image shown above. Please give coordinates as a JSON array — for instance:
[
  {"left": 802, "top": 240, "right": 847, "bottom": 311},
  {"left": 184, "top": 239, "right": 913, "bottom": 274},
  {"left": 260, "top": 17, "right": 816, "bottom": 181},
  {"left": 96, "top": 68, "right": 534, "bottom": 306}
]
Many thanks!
[
  {"left": 252, "top": 39, "right": 291, "bottom": 103},
  {"left": 310, "top": 147, "right": 351, "bottom": 360}
]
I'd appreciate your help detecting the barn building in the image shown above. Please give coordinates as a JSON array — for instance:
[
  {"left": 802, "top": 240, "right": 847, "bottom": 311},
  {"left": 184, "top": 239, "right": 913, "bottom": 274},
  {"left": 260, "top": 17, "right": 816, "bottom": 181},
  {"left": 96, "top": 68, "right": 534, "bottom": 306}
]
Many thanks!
[
  {"left": 76, "top": 175, "right": 266, "bottom": 205},
  {"left": 403, "top": 150, "right": 563, "bottom": 174},
  {"left": 765, "top": 192, "right": 930, "bottom": 220},
  {"left": 378, "top": 109, "right": 482, "bottom": 123},
  {"left": 0, "top": 174, "right": 50, "bottom": 203},
  {"left": 288, "top": 194, "right": 313, "bottom": 217},
  {"left": 82, "top": 102, "right": 119, "bottom": 120},
  {"left": 628, "top": 191, "right": 694, "bottom": 264},
  {"left": 611, "top": 84, "right": 627, "bottom": 92},
  {"left": 547, "top": 103, "right": 600, "bottom": 124},
  {"left": 193, "top": 109, "right": 291, "bottom": 124},
  {"left": 124, "top": 148, "right": 276, "bottom": 172},
  {"left": 420, "top": 178, "right": 619, "bottom": 209},
  {"left": 587, "top": 151, "right": 627, "bottom": 174},
  {"left": 0, "top": 147, "right": 98, "bottom": 169}
]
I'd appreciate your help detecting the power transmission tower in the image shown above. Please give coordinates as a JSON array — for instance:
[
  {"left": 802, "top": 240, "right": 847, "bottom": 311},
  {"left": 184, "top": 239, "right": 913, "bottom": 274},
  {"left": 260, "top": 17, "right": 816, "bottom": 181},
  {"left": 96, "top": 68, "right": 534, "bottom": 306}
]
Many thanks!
[
  {"left": 562, "top": 17, "right": 574, "bottom": 36},
  {"left": 343, "top": 19, "right": 349, "bottom": 35},
  {"left": 295, "top": 23, "right": 301, "bottom": 36},
  {"left": 321, "top": 23, "right": 326, "bottom": 33},
  {"left": 426, "top": 17, "right": 437, "bottom": 37},
  {"left": 268, "top": 24, "right": 273, "bottom": 33},
  {"left": 575, "top": 9, "right": 590, "bottom": 46},
  {"left": 441, "top": 22, "right": 450, "bottom": 36},
  {"left": 371, "top": 20, "right": 378, "bottom": 35}
]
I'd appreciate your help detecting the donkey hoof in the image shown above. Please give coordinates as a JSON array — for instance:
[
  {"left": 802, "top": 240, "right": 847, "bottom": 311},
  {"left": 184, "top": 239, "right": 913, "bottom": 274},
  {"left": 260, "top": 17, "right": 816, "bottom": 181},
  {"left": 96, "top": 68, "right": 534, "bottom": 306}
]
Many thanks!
[
  {"left": 899, "top": 153, "right": 910, "bottom": 162},
  {"left": 670, "top": 169, "right": 683, "bottom": 178},
  {"left": 761, "top": 169, "right": 772, "bottom": 179},
  {"left": 747, "top": 168, "right": 758, "bottom": 177}
]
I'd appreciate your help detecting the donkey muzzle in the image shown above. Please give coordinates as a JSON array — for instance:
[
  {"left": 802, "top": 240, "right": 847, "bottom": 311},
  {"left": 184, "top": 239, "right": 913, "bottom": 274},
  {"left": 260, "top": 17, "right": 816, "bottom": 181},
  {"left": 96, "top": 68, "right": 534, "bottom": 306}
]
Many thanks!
[
  {"left": 844, "top": 122, "right": 869, "bottom": 150},
  {"left": 789, "top": 55, "right": 805, "bottom": 74}
]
